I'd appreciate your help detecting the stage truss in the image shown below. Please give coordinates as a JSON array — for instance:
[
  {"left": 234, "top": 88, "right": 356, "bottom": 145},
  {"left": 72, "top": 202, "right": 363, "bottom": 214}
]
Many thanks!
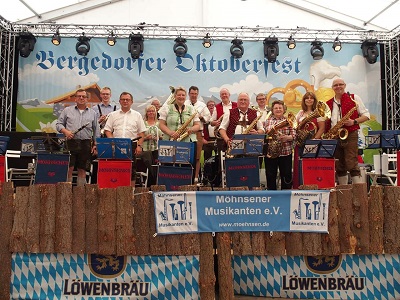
[{"left": 1, "top": 19, "right": 400, "bottom": 131}]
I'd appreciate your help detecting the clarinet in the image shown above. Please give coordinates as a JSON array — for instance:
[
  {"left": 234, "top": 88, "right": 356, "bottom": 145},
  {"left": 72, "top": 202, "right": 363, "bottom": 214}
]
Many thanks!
[{"left": 73, "top": 122, "right": 90, "bottom": 134}]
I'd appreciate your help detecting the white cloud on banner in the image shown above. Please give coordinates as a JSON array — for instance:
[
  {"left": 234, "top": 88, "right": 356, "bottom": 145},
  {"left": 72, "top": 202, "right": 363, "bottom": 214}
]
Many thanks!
[
  {"left": 18, "top": 63, "right": 99, "bottom": 89},
  {"left": 209, "top": 74, "right": 274, "bottom": 98}
]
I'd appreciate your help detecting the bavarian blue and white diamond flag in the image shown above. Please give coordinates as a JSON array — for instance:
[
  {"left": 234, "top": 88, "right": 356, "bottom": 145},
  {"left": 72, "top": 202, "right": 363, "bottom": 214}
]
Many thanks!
[
  {"left": 153, "top": 190, "right": 330, "bottom": 234},
  {"left": 11, "top": 253, "right": 199, "bottom": 300}
]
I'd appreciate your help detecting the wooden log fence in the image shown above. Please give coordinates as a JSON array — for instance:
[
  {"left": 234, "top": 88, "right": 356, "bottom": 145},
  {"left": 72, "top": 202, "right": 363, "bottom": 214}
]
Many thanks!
[{"left": 0, "top": 181, "right": 399, "bottom": 300}]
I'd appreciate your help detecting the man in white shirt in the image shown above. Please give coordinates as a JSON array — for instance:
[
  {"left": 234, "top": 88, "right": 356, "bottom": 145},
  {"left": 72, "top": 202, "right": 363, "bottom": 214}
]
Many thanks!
[
  {"left": 184, "top": 86, "right": 211, "bottom": 184},
  {"left": 104, "top": 92, "right": 146, "bottom": 185}
]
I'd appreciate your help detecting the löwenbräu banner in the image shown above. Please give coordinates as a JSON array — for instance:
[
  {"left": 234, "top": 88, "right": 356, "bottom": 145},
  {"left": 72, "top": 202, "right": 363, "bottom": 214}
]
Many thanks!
[{"left": 153, "top": 190, "right": 330, "bottom": 234}]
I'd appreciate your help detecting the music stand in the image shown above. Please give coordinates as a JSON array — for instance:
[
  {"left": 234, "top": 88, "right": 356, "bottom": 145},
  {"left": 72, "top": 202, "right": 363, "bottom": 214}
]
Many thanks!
[
  {"left": 0, "top": 136, "right": 10, "bottom": 155},
  {"left": 366, "top": 130, "right": 400, "bottom": 149},
  {"left": 230, "top": 134, "right": 264, "bottom": 156},
  {"left": 158, "top": 140, "right": 195, "bottom": 165},
  {"left": 366, "top": 130, "right": 400, "bottom": 185},
  {"left": 96, "top": 138, "right": 133, "bottom": 160},
  {"left": 300, "top": 139, "right": 337, "bottom": 158}
]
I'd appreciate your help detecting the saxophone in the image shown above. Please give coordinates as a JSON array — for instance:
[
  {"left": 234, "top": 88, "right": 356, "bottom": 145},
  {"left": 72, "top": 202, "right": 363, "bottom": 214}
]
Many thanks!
[
  {"left": 267, "top": 111, "right": 295, "bottom": 158},
  {"left": 242, "top": 109, "right": 269, "bottom": 134},
  {"left": 295, "top": 101, "right": 326, "bottom": 147},
  {"left": 171, "top": 111, "right": 198, "bottom": 141},
  {"left": 324, "top": 95, "right": 358, "bottom": 140}
]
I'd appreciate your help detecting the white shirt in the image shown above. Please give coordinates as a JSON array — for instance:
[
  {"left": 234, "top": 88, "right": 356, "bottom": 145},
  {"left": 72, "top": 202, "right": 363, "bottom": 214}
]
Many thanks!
[
  {"left": 104, "top": 109, "right": 146, "bottom": 139},
  {"left": 219, "top": 109, "right": 265, "bottom": 135},
  {"left": 184, "top": 100, "right": 211, "bottom": 130},
  {"left": 211, "top": 101, "right": 234, "bottom": 121}
]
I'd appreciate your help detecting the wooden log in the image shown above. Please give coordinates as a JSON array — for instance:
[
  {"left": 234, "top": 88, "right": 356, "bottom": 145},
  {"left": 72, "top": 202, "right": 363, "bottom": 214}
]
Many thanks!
[
  {"left": 322, "top": 190, "right": 340, "bottom": 255},
  {"left": 116, "top": 186, "right": 135, "bottom": 256},
  {"left": 55, "top": 183, "right": 73, "bottom": 253},
  {"left": 249, "top": 187, "right": 266, "bottom": 255},
  {"left": 134, "top": 187, "right": 151, "bottom": 255},
  {"left": 10, "top": 186, "right": 29, "bottom": 252},
  {"left": 26, "top": 185, "right": 41, "bottom": 253},
  {"left": 369, "top": 185, "right": 384, "bottom": 254},
  {"left": 198, "top": 185, "right": 217, "bottom": 299},
  {"left": 264, "top": 231, "right": 286, "bottom": 255},
  {"left": 0, "top": 182, "right": 15, "bottom": 300},
  {"left": 72, "top": 186, "right": 86, "bottom": 254},
  {"left": 216, "top": 232, "right": 233, "bottom": 300},
  {"left": 230, "top": 186, "right": 252, "bottom": 255},
  {"left": 39, "top": 184, "right": 56, "bottom": 253},
  {"left": 285, "top": 232, "right": 303, "bottom": 256},
  {"left": 352, "top": 183, "right": 370, "bottom": 254},
  {"left": 85, "top": 184, "right": 99, "bottom": 253},
  {"left": 149, "top": 185, "right": 166, "bottom": 255},
  {"left": 98, "top": 188, "right": 117, "bottom": 255},
  {"left": 383, "top": 186, "right": 400, "bottom": 253},
  {"left": 336, "top": 185, "right": 354, "bottom": 253},
  {"left": 179, "top": 185, "right": 200, "bottom": 255}
]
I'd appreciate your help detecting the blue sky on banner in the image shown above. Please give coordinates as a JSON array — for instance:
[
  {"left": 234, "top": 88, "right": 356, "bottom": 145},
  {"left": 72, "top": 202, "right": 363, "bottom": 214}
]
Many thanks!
[{"left": 17, "top": 37, "right": 381, "bottom": 131}]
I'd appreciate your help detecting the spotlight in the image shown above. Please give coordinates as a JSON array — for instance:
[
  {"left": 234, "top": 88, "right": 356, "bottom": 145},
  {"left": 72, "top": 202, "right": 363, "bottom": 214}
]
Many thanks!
[
  {"left": 107, "top": 31, "right": 116, "bottom": 46},
  {"left": 332, "top": 37, "right": 342, "bottom": 52},
  {"left": 128, "top": 33, "right": 144, "bottom": 59},
  {"left": 263, "top": 37, "right": 279, "bottom": 63},
  {"left": 230, "top": 38, "right": 244, "bottom": 58},
  {"left": 76, "top": 33, "right": 91, "bottom": 56},
  {"left": 310, "top": 40, "right": 324, "bottom": 60},
  {"left": 287, "top": 35, "right": 296, "bottom": 50},
  {"left": 202, "top": 33, "right": 212, "bottom": 48},
  {"left": 51, "top": 29, "right": 61, "bottom": 46},
  {"left": 17, "top": 32, "right": 36, "bottom": 58},
  {"left": 361, "top": 39, "right": 379, "bottom": 64},
  {"left": 173, "top": 36, "right": 187, "bottom": 57}
]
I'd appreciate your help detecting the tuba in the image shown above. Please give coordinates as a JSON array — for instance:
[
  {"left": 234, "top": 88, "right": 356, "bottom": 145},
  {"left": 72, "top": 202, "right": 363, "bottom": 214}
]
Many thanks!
[
  {"left": 266, "top": 111, "right": 295, "bottom": 158},
  {"left": 166, "top": 86, "right": 176, "bottom": 105},
  {"left": 324, "top": 93, "right": 358, "bottom": 140},
  {"left": 295, "top": 101, "right": 326, "bottom": 147}
]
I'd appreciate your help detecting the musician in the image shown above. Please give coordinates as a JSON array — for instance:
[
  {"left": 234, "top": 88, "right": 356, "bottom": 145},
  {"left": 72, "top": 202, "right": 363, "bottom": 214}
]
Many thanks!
[
  {"left": 185, "top": 86, "right": 211, "bottom": 184},
  {"left": 264, "top": 100, "right": 295, "bottom": 190},
  {"left": 104, "top": 92, "right": 146, "bottom": 185},
  {"left": 255, "top": 93, "right": 271, "bottom": 178},
  {"left": 203, "top": 100, "right": 217, "bottom": 162},
  {"left": 219, "top": 92, "right": 264, "bottom": 151},
  {"left": 210, "top": 88, "right": 237, "bottom": 152},
  {"left": 326, "top": 78, "right": 370, "bottom": 184},
  {"left": 92, "top": 87, "right": 117, "bottom": 136},
  {"left": 293, "top": 92, "right": 325, "bottom": 189},
  {"left": 158, "top": 86, "right": 200, "bottom": 142},
  {"left": 56, "top": 89, "right": 100, "bottom": 186},
  {"left": 151, "top": 98, "right": 161, "bottom": 118},
  {"left": 141, "top": 104, "right": 162, "bottom": 186}
]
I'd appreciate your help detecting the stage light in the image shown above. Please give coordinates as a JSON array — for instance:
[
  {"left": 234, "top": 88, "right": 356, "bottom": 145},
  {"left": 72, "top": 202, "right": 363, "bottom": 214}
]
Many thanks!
[
  {"left": 361, "top": 39, "right": 379, "bottom": 64},
  {"left": 310, "top": 40, "right": 324, "bottom": 60},
  {"left": 107, "top": 31, "right": 116, "bottom": 46},
  {"left": 287, "top": 35, "right": 296, "bottom": 50},
  {"left": 51, "top": 29, "right": 61, "bottom": 46},
  {"left": 332, "top": 37, "right": 342, "bottom": 52},
  {"left": 128, "top": 33, "right": 144, "bottom": 59},
  {"left": 173, "top": 36, "right": 187, "bottom": 57},
  {"left": 17, "top": 31, "right": 36, "bottom": 58},
  {"left": 230, "top": 38, "right": 244, "bottom": 58},
  {"left": 263, "top": 37, "right": 279, "bottom": 63},
  {"left": 76, "top": 33, "right": 91, "bottom": 56},
  {"left": 202, "top": 33, "right": 212, "bottom": 48}
]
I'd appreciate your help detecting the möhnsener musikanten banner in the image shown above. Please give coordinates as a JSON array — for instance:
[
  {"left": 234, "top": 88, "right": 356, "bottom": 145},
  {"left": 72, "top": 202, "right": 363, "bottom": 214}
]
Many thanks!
[{"left": 153, "top": 190, "right": 330, "bottom": 234}]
